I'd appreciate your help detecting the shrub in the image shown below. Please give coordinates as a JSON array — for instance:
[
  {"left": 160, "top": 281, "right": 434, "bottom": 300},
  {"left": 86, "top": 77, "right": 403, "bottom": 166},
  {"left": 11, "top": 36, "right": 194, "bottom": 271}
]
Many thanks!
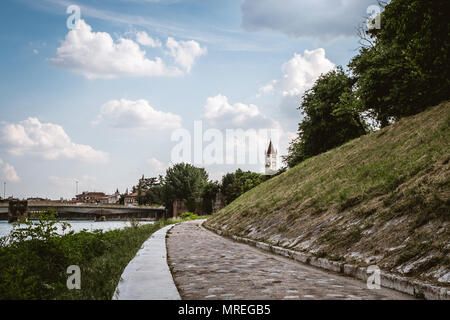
[
  {"left": 179, "top": 212, "right": 199, "bottom": 220},
  {"left": 0, "top": 210, "right": 168, "bottom": 299}
]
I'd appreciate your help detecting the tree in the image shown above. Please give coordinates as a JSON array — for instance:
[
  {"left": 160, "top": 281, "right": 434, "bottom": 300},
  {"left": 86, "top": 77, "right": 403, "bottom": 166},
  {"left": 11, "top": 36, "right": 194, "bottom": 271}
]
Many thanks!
[
  {"left": 221, "top": 169, "right": 265, "bottom": 204},
  {"left": 135, "top": 175, "right": 161, "bottom": 206},
  {"left": 284, "top": 67, "right": 367, "bottom": 168},
  {"left": 160, "top": 163, "right": 209, "bottom": 213},
  {"left": 350, "top": 0, "right": 450, "bottom": 126},
  {"left": 200, "top": 181, "right": 220, "bottom": 215}
]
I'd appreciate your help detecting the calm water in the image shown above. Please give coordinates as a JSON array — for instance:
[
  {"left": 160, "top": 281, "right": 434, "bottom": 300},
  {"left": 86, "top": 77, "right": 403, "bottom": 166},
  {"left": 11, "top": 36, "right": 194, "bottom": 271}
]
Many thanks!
[{"left": 0, "top": 220, "right": 154, "bottom": 239}]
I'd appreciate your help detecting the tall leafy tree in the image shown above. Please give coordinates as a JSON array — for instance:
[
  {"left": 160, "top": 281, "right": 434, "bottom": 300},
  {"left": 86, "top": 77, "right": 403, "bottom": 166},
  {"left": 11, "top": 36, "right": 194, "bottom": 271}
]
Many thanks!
[
  {"left": 284, "top": 67, "right": 367, "bottom": 168},
  {"left": 221, "top": 169, "right": 265, "bottom": 204},
  {"left": 161, "top": 163, "right": 209, "bottom": 212},
  {"left": 135, "top": 175, "right": 162, "bottom": 206},
  {"left": 350, "top": 0, "right": 450, "bottom": 126}
]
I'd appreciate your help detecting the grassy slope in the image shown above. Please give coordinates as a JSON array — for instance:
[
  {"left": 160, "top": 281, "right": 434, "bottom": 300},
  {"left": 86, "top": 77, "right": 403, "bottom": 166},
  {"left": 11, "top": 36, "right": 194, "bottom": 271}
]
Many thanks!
[{"left": 206, "top": 101, "right": 450, "bottom": 286}]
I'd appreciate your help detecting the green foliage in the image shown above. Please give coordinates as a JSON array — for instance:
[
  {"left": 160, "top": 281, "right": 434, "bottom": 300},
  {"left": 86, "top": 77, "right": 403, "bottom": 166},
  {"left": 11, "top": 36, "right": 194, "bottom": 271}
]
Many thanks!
[
  {"left": 161, "top": 163, "right": 209, "bottom": 213},
  {"left": 136, "top": 175, "right": 164, "bottom": 206},
  {"left": 285, "top": 0, "right": 449, "bottom": 168},
  {"left": 179, "top": 212, "right": 199, "bottom": 220},
  {"left": 350, "top": 0, "right": 450, "bottom": 126},
  {"left": 0, "top": 210, "right": 175, "bottom": 299},
  {"left": 221, "top": 169, "right": 266, "bottom": 204},
  {"left": 199, "top": 181, "right": 220, "bottom": 214},
  {"left": 284, "top": 67, "right": 367, "bottom": 168},
  {"left": 130, "top": 164, "right": 264, "bottom": 215}
]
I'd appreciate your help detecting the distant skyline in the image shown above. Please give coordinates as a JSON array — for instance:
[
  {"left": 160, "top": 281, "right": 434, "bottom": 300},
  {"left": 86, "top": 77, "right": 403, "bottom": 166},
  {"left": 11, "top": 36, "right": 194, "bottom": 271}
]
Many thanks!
[{"left": 0, "top": 0, "right": 379, "bottom": 199}]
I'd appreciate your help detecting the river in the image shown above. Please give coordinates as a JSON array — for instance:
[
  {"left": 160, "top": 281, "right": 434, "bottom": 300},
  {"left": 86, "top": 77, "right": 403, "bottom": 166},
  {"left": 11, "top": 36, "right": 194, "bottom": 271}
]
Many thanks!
[{"left": 0, "top": 220, "right": 154, "bottom": 239}]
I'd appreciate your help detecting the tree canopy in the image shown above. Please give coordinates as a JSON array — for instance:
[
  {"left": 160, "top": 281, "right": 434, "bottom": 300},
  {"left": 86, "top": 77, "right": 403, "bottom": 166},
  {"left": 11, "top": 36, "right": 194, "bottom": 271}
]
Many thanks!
[
  {"left": 284, "top": 68, "right": 367, "bottom": 168},
  {"left": 285, "top": 0, "right": 449, "bottom": 168},
  {"left": 221, "top": 169, "right": 266, "bottom": 204},
  {"left": 350, "top": 0, "right": 450, "bottom": 126}
]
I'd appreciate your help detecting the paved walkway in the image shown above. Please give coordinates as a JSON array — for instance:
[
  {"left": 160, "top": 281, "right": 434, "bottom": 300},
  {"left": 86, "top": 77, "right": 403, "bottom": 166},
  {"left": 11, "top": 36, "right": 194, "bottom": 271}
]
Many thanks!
[
  {"left": 167, "top": 220, "right": 414, "bottom": 300},
  {"left": 113, "top": 224, "right": 181, "bottom": 300}
]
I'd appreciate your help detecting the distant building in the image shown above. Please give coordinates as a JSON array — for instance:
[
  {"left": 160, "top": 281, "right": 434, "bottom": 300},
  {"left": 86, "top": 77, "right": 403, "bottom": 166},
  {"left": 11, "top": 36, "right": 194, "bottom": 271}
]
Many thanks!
[
  {"left": 99, "top": 190, "right": 120, "bottom": 204},
  {"left": 265, "top": 140, "right": 277, "bottom": 175},
  {"left": 75, "top": 192, "right": 106, "bottom": 203},
  {"left": 124, "top": 192, "right": 138, "bottom": 206}
]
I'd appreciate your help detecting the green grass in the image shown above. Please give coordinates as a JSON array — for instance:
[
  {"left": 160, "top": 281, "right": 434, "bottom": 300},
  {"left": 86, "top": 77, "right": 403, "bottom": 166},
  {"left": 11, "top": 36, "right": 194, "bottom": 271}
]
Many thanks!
[{"left": 206, "top": 101, "right": 450, "bottom": 285}]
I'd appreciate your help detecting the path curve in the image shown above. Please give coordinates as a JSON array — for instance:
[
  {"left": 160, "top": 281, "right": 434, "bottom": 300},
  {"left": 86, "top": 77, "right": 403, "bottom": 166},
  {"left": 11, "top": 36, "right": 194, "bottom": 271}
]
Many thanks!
[
  {"left": 167, "top": 220, "right": 414, "bottom": 300},
  {"left": 113, "top": 224, "right": 181, "bottom": 300}
]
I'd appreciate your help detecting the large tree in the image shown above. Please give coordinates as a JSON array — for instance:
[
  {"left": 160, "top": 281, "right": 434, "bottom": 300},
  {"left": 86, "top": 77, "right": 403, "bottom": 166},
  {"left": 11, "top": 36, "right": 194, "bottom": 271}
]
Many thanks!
[
  {"left": 135, "top": 175, "right": 163, "bottom": 206},
  {"left": 221, "top": 169, "right": 265, "bottom": 204},
  {"left": 284, "top": 67, "right": 367, "bottom": 168},
  {"left": 350, "top": 0, "right": 450, "bottom": 126},
  {"left": 161, "top": 163, "right": 209, "bottom": 212}
]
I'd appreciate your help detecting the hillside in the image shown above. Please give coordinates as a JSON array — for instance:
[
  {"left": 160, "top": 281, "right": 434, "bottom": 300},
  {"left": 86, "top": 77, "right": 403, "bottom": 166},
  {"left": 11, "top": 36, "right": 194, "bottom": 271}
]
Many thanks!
[{"left": 206, "top": 101, "right": 450, "bottom": 287}]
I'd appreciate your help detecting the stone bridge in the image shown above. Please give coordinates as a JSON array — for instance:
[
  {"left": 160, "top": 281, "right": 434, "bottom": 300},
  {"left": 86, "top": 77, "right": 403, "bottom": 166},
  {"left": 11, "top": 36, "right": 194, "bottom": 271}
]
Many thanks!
[{"left": 0, "top": 202, "right": 168, "bottom": 221}]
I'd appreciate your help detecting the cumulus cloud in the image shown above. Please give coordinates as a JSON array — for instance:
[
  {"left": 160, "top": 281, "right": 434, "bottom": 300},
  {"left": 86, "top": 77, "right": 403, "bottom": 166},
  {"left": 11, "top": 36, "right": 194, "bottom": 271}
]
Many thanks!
[
  {"left": 241, "top": 0, "right": 376, "bottom": 40},
  {"left": 166, "top": 37, "right": 207, "bottom": 72},
  {"left": 200, "top": 94, "right": 289, "bottom": 167},
  {"left": 0, "top": 159, "right": 20, "bottom": 183},
  {"left": 50, "top": 19, "right": 183, "bottom": 79},
  {"left": 1, "top": 118, "right": 108, "bottom": 163},
  {"left": 203, "top": 94, "right": 278, "bottom": 130},
  {"left": 136, "top": 31, "right": 162, "bottom": 48},
  {"left": 94, "top": 99, "right": 182, "bottom": 131},
  {"left": 146, "top": 157, "right": 168, "bottom": 176},
  {"left": 260, "top": 48, "right": 335, "bottom": 97}
]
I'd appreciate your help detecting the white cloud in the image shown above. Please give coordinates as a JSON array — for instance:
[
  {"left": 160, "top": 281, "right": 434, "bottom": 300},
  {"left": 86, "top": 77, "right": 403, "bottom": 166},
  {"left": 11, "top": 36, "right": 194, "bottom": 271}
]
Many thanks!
[
  {"left": 166, "top": 37, "right": 207, "bottom": 72},
  {"left": 0, "top": 159, "right": 20, "bottom": 183},
  {"left": 1, "top": 118, "right": 108, "bottom": 163},
  {"left": 136, "top": 31, "right": 162, "bottom": 48},
  {"left": 200, "top": 94, "right": 292, "bottom": 167},
  {"left": 203, "top": 94, "right": 278, "bottom": 130},
  {"left": 260, "top": 49, "right": 335, "bottom": 97},
  {"left": 94, "top": 99, "right": 182, "bottom": 131},
  {"left": 241, "top": 0, "right": 376, "bottom": 40},
  {"left": 50, "top": 19, "right": 183, "bottom": 79},
  {"left": 146, "top": 157, "right": 168, "bottom": 176}
]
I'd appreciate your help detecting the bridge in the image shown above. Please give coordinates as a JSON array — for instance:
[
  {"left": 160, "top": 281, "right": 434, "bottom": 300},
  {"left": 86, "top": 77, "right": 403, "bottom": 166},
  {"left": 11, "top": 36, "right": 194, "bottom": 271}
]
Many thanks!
[{"left": 0, "top": 202, "right": 168, "bottom": 221}]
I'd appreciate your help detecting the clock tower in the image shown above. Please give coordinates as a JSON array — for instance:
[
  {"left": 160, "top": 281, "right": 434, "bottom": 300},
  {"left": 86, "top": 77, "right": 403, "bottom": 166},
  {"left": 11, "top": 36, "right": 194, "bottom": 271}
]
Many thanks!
[{"left": 265, "top": 140, "right": 277, "bottom": 175}]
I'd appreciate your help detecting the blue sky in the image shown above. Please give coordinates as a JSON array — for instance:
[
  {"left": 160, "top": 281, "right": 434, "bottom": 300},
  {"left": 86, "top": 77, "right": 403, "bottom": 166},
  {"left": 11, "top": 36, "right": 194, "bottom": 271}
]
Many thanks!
[{"left": 0, "top": 0, "right": 377, "bottom": 199}]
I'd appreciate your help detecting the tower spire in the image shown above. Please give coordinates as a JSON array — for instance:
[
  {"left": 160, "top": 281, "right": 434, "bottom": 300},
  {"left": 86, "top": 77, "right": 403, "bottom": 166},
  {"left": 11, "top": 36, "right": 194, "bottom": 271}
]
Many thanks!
[{"left": 265, "top": 140, "right": 277, "bottom": 175}]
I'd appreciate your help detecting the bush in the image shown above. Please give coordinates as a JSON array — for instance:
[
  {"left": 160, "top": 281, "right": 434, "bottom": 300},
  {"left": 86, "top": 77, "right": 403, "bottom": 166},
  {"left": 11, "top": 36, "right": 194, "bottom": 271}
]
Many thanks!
[
  {"left": 0, "top": 210, "right": 169, "bottom": 300},
  {"left": 179, "top": 212, "right": 199, "bottom": 220}
]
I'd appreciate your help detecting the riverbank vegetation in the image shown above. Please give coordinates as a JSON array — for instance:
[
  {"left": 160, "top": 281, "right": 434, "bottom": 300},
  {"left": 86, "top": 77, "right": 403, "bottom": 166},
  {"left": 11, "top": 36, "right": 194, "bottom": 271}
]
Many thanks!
[{"left": 0, "top": 210, "right": 205, "bottom": 300}]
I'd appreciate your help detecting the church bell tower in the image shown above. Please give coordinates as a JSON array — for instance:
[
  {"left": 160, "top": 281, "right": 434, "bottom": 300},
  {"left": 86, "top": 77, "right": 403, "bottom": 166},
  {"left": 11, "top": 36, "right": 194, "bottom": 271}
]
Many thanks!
[{"left": 265, "top": 140, "right": 277, "bottom": 175}]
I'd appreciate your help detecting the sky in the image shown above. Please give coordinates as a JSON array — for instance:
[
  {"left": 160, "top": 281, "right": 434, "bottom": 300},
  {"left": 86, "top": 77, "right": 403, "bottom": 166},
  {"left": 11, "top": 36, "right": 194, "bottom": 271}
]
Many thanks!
[{"left": 0, "top": 0, "right": 378, "bottom": 199}]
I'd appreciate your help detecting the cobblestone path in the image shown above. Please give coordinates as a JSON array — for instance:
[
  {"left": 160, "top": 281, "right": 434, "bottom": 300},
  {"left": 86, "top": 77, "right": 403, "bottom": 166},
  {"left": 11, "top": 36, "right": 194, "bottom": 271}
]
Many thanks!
[{"left": 166, "top": 220, "right": 414, "bottom": 300}]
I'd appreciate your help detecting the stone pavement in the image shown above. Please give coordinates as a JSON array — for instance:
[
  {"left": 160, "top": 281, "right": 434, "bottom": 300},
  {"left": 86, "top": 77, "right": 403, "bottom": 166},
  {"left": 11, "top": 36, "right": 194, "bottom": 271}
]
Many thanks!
[
  {"left": 113, "top": 224, "right": 181, "bottom": 300},
  {"left": 166, "top": 220, "right": 414, "bottom": 300}
]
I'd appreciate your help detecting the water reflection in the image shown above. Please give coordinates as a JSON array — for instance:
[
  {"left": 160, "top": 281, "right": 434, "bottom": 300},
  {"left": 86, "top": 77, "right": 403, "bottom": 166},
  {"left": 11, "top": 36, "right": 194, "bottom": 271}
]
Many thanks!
[{"left": 0, "top": 220, "right": 154, "bottom": 239}]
